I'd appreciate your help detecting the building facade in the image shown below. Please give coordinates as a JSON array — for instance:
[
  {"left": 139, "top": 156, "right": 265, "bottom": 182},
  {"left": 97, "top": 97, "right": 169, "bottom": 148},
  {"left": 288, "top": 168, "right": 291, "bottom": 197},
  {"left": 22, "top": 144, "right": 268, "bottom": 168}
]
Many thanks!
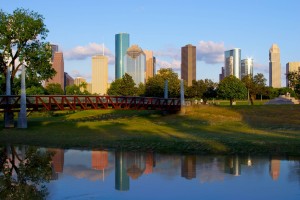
[
  {"left": 124, "top": 45, "right": 146, "bottom": 85},
  {"left": 144, "top": 50, "right": 156, "bottom": 81},
  {"left": 219, "top": 66, "right": 225, "bottom": 82},
  {"left": 269, "top": 44, "right": 281, "bottom": 88},
  {"left": 286, "top": 62, "right": 300, "bottom": 87},
  {"left": 45, "top": 51, "right": 65, "bottom": 90},
  {"left": 92, "top": 55, "right": 108, "bottom": 95},
  {"left": 181, "top": 44, "right": 196, "bottom": 86},
  {"left": 224, "top": 48, "right": 241, "bottom": 79},
  {"left": 64, "top": 72, "right": 74, "bottom": 91},
  {"left": 115, "top": 33, "right": 130, "bottom": 79},
  {"left": 241, "top": 58, "right": 254, "bottom": 79}
]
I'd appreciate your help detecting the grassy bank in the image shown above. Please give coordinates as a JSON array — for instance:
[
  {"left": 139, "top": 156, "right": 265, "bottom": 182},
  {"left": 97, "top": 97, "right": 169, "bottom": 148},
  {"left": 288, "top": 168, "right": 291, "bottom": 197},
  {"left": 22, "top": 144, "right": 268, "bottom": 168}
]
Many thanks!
[{"left": 0, "top": 104, "right": 300, "bottom": 155}]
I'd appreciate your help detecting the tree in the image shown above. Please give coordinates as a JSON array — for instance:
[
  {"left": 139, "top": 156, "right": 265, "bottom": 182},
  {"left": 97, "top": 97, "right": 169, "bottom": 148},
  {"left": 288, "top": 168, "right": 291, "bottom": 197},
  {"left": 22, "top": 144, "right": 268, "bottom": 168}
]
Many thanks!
[
  {"left": 45, "top": 83, "right": 64, "bottom": 95},
  {"left": 185, "top": 79, "right": 217, "bottom": 102},
  {"left": 107, "top": 73, "right": 137, "bottom": 96},
  {"left": 0, "top": 8, "right": 56, "bottom": 94},
  {"left": 241, "top": 73, "right": 267, "bottom": 105},
  {"left": 0, "top": 145, "right": 52, "bottom": 199},
  {"left": 217, "top": 75, "right": 247, "bottom": 106},
  {"left": 145, "top": 68, "right": 180, "bottom": 98},
  {"left": 287, "top": 71, "right": 300, "bottom": 97}
]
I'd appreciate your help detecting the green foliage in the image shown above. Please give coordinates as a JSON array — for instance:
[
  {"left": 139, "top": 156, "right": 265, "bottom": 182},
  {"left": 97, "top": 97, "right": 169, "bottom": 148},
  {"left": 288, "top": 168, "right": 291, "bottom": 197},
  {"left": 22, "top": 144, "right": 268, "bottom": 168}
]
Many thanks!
[
  {"left": 145, "top": 68, "right": 180, "bottom": 98},
  {"left": 107, "top": 73, "right": 137, "bottom": 96},
  {"left": 241, "top": 73, "right": 267, "bottom": 104},
  {"left": 217, "top": 75, "right": 247, "bottom": 105},
  {"left": 186, "top": 79, "right": 217, "bottom": 101},
  {"left": 45, "top": 83, "right": 64, "bottom": 95},
  {"left": 0, "top": 146, "right": 52, "bottom": 199},
  {"left": 136, "top": 82, "right": 145, "bottom": 96},
  {"left": 26, "top": 86, "right": 45, "bottom": 95},
  {"left": 0, "top": 8, "right": 55, "bottom": 94},
  {"left": 65, "top": 83, "right": 91, "bottom": 95},
  {"left": 286, "top": 71, "right": 300, "bottom": 97}
]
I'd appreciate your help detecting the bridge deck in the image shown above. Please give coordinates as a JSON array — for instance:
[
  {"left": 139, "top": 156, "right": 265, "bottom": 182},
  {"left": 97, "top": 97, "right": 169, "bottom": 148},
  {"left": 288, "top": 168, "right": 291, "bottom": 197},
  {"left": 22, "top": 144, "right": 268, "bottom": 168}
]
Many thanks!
[{"left": 0, "top": 95, "right": 181, "bottom": 112}]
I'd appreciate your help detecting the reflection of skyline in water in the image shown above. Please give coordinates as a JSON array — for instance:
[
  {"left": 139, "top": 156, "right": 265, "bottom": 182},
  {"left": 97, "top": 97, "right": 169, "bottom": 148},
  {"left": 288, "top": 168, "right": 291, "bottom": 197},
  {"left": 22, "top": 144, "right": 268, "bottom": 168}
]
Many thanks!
[{"left": 47, "top": 149, "right": 300, "bottom": 193}]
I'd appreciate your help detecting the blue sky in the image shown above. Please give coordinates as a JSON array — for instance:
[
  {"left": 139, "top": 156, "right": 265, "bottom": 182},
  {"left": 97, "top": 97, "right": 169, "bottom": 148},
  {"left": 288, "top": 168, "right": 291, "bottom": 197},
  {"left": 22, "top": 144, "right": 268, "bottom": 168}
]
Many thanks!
[{"left": 2, "top": 0, "right": 300, "bottom": 85}]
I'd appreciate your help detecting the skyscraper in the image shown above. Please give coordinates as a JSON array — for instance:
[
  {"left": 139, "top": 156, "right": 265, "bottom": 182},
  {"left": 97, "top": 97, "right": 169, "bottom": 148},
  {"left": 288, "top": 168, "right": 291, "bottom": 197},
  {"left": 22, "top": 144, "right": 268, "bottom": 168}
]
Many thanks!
[
  {"left": 224, "top": 48, "right": 241, "bottom": 79},
  {"left": 269, "top": 44, "right": 281, "bottom": 88},
  {"left": 144, "top": 50, "right": 156, "bottom": 81},
  {"left": 64, "top": 72, "right": 74, "bottom": 91},
  {"left": 74, "top": 77, "right": 87, "bottom": 92},
  {"left": 181, "top": 44, "right": 196, "bottom": 86},
  {"left": 286, "top": 62, "right": 300, "bottom": 87},
  {"left": 124, "top": 45, "right": 146, "bottom": 85},
  {"left": 92, "top": 55, "right": 108, "bottom": 95},
  {"left": 219, "top": 66, "right": 225, "bottom": 82},
  {"left": 45, "top": 51, "right": 65, "bottom": 90},
  {"left": 241, "top": 58, "right": 254, "bottom": 79},
  {"left": 115, "top": 33, "right": 130, "bottom": 79}
]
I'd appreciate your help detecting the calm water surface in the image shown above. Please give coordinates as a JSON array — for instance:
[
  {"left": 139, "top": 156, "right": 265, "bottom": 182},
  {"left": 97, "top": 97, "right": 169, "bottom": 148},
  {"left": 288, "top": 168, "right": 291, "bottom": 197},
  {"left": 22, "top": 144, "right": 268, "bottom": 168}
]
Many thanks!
[{"left": 1, "top": 146, "right": 300, "bottom": 200}]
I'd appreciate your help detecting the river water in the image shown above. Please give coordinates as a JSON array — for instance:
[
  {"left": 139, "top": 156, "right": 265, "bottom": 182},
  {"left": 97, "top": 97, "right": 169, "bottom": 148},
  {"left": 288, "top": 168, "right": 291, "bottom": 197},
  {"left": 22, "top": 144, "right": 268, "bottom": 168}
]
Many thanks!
[{"left": 1, "top": 146, "right": 300, "bottom": 199}]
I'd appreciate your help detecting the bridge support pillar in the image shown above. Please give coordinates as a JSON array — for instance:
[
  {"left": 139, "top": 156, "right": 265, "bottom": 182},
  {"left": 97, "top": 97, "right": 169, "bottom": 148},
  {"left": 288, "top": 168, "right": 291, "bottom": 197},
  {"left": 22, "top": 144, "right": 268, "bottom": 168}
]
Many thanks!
[
  {"left": 18, "top": 65, "right": 27, "bottom": 128},
  {"left": 164, "top": 80, "right": 168, "bottom": 99},
  {"left": 4, "top": 66, "right": 14, "bottom": 128},
  {"left": 180, "top": 79, "right": 186, "bottom": 115}
]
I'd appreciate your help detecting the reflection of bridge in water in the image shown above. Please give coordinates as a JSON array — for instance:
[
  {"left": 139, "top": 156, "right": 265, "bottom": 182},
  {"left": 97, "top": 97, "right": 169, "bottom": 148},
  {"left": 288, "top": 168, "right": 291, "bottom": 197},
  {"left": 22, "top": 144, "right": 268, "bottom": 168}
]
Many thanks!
[{"left": 0, "top": 95, "right": 181, "bottom": 112}]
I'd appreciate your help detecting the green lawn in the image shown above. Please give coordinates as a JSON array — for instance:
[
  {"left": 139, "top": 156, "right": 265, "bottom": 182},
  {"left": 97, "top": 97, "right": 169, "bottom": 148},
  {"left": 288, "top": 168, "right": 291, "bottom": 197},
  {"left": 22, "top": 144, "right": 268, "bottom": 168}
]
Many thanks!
[{"left": 1, "top": 104, "right": 299, "bottom": 155}]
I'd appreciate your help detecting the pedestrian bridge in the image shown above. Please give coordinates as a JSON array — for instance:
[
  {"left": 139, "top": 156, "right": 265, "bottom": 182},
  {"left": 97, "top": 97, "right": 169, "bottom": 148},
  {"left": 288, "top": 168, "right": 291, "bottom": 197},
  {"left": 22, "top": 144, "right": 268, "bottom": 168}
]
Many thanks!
[{"left": 0, "top": 95, "right": 181, "bottom": 112}]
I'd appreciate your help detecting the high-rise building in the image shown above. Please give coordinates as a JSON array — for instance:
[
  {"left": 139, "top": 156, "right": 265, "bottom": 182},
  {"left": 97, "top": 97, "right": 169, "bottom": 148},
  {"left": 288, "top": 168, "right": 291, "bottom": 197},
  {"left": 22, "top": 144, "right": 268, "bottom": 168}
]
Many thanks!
[
  {"left": 269, "top": 44, "right": 281, "bottom": 88},
  {"left": 92, "top": 150, "right": 109, "bottom": 180},
  {"left": 124, "top": 45, "right": 146, "bottom": 85},
  {"left": 181, "top": 44, "right": 196, "bottom": 86},
  {"left": 241, "top": 58, "right": 254, "bottom": 79},
  {"left": 224, "top": 48, "right": 241, "bottom": 79},
  {"left": 92, "top": 55, "right": 108, "bottom": 95},
  {"left": 48, "top": 148, "right": 64, "bottom": 180},
  {"left": 45, "top": 51, "right": 65, "bottom": 90},
  {"left": 269, "top": 157, "right": 280, "bottom": 181},
  {"left": 74, "top": 77, "right": 87, "bottom": 92},
  {"left": 219, "top": 66, "right": 225, "bottom": 82},
  {"left": 144, "top": 50, "right": 156, "bottom": 81},
  {"left": 286, "top": 62, "right": 300, "bottom": 87},
  {"left": 115, "top": 33, "right": 130, "bottom": 79},
  {"left": 50, "top": 44, "right": 58, "bottom": 62},
  {"left": 64, "top": 72, "right": 74, "bottom": 91}
]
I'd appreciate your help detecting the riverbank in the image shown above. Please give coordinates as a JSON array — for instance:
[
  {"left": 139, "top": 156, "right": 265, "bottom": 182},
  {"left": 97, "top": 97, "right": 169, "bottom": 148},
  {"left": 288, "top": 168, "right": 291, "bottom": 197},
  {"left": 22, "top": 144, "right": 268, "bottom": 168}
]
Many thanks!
[{"left": 1, "top": 104, "right": 300, "bottom": 155}]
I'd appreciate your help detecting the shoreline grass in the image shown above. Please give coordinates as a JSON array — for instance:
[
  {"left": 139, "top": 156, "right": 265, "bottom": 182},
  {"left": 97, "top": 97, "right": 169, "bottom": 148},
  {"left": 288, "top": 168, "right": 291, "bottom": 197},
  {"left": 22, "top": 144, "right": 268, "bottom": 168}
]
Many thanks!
[{"left": 0, "top": 104, "right": 299, "bottom": 155}]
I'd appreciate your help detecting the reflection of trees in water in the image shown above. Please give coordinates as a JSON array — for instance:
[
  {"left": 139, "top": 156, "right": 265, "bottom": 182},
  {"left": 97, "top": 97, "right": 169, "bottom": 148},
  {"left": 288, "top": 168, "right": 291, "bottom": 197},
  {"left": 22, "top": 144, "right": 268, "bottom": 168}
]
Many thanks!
[{"left": 0, "top": 145, "right": 53, "bottom": 200}]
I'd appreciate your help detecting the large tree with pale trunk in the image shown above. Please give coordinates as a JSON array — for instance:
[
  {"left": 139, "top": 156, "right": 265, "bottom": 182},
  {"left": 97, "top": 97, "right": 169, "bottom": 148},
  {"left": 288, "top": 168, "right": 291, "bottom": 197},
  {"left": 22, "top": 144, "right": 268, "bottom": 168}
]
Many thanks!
[{"left": 0, "top": 8, "right": 56, "bottom": 94}]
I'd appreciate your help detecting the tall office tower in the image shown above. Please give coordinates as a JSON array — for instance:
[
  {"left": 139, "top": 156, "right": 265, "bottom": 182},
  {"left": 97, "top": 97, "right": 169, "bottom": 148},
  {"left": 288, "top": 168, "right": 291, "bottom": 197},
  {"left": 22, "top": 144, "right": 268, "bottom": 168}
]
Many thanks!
[
  {"left": 286, "top": 62, "right": 300, "bottom": 87},
  {"left": 64, "top": 72, "right": 74, "bottom": 91},
  {"left": 92, "top": 55, "right": 108, "bottom": 95},
  {"left": 87, "top": 83, "right": 92, "bottom": 94},
  {"left": 224, "top": 48, "right": 241, "bottom": 79},
  {"left": 181, "top": 155, "right": 196, "bottom": 180},
  {"left": 241, "top": 58, "right": 254, "bottom": 79},
  {"left": 219, "top": 66, "right": 225, "bottom": 82},
  {"left": 45, "top": 51, "right": 65, "bottom": 90},
  {"left": 74, "top": 77, "right": 87, "bottom": 92},
  {"left": 124, "top": 45, "right": 146, "bottom": 85},
  {"left": 115, "top": 33, "right": 130, "bottom": 79},
  {"left": 50, "top": 44, "right": 58, "bottom": 62},
  {"left": 144, "top": 50, "right": 155, "bottom": 81},
  {"left": 92, "top": 150, "right": 108, "bottom": 180},
  {"left": 181, "top": 44, "right": 196, "bottom": 86},
  {"left": 115, "top": 151, "right": 130, "bottom": 191},
  {"left": 269, "top": 44, "right": 281, "bottom": 88},
  {"left": 144, "top": 152, "right": 154, "bottom": 175}
]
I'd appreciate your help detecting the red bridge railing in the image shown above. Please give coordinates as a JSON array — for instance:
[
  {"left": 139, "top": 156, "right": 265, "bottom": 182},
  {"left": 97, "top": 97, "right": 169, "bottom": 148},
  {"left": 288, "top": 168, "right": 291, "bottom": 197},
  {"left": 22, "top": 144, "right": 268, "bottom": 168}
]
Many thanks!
[{"left": 0, "top": 95, "right": 181, "bottom": 112}]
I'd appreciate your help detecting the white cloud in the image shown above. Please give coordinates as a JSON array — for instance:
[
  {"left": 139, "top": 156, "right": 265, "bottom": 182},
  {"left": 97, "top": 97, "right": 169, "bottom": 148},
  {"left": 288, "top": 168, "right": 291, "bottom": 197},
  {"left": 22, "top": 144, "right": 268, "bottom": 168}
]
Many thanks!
[
  {"left": 196, "top": 41, "right": 225, "bottom": 64},
  {"left": 154, "top": 47, "right": 180, "bottom": 60},
  {"left": 156, "top": 59, "right": 181, "bottom": 72},
  {"left": 64, "top": 43, "right": 115, "bottom": 64}
]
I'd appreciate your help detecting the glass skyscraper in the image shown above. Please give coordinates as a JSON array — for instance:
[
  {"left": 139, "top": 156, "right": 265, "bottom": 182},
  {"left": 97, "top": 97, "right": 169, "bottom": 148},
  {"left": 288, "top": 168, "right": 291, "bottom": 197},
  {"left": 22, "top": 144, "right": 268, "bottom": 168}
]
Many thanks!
[
  {"left": 241, "top": 58, "right": 254, "bottom": 79},
  {"left": 224, "top": 48, "right": 241, "bottom": 79},
  {"left": 115, "top": 33, "right": 130, "bottom": 79},
  {"left": 124, "top": 45, "right": 146, "bottom": 85}
]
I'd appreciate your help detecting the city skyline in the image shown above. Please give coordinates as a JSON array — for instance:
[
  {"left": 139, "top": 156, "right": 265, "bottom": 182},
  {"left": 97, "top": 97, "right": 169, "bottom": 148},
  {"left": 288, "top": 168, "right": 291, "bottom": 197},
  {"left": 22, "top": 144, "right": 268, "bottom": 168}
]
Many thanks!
[{"left": 2, "top": 0, "right": 300, "bottom": 86}]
